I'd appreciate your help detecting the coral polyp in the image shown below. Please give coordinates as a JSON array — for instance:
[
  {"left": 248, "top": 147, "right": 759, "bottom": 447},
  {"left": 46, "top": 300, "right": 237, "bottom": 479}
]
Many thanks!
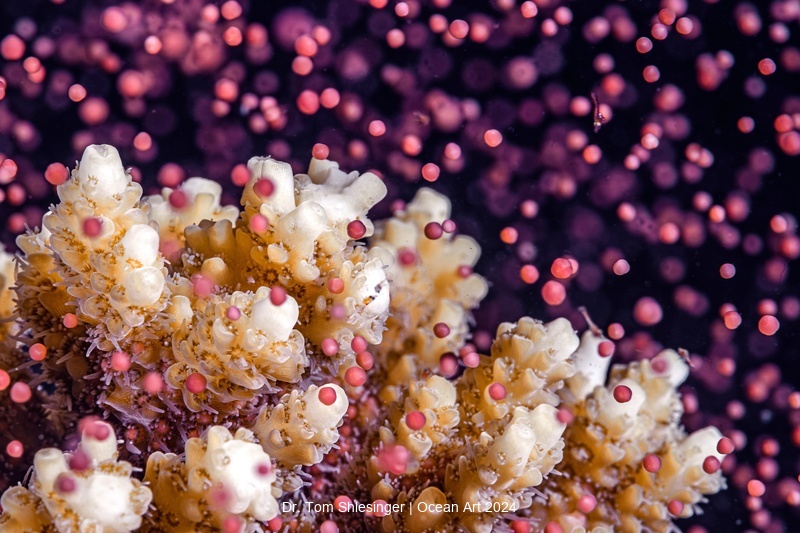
[{"left": 0, "top": 144, "right": 729, "bottom": 532}]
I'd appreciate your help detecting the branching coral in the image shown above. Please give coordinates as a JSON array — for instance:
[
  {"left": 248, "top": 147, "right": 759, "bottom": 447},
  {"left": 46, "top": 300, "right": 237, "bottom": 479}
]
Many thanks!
[
  {"left": 530, "top": 332, "right": 729, "bottom": 532},
  {"left": 0, "top": 145, "right": 729, "bottom": 533},
  {"left": 42, "top": 144, "right": 169, "bottom": 344},
  {"left": 4, "top": 144, "right": 391, "bottom": 452},
  {"left": 254, "top": 384, "right": 348, "bottom": 469},
  {"left": 0, "top": 421, "right": 151, "bottom": 533},
  {"left": 164, "top": 286, "right": 309, "bottom": 414},
  {"left": 372, "top": 188, "right": 488, "bottom": 373},
  {"left": 364, "top": 317, "right": 577, "bottom": 533},
  {"left": 144, "top": 425, "right": 279, "bottom": 532}
]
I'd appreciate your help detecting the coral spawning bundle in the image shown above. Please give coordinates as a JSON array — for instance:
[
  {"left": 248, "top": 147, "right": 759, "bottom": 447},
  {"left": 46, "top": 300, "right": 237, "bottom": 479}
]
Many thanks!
[{"left": 0, "top": 145, "right": 730, "bottom": 532}]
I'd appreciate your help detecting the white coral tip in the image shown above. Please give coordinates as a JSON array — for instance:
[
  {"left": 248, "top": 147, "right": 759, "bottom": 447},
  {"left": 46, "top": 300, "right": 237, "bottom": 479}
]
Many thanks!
[
  {"left": 247, "top": 156, "right": 295, "bottom": 213},
  {"left": 180, "top": 176, "right": 223, "bottom": 201},
  {"left": 407, "top": 188, "right": 451, "bottom": 222},
  {"left": 652, "top": 349, "right": 690, "bottom": 387},
  {"left": 569, "top": 330, "right": 612, "bottom": 400},
  {"left": 305, "top": 384, "right": 348, "bottom": 427},
  {"left": 76, "top": 144, "right": 129, "bottom": 197},
  {"left": 124, "top": 267, "right": 166, "bottom": 307},
  {"left": 120, "top": 225, "right": 160, "bottom": 265},
  {"left": 680, "top": 426, "right": 726, "bottom": 466},
  {"left": 602, "top": 379, "right": 646, "bottom": 421},
  {"left": 249, "top": 287, "right": 300, "bottom": 343},
  {"left": 80, "top": 421, "right": 118, "bottom": 463}
]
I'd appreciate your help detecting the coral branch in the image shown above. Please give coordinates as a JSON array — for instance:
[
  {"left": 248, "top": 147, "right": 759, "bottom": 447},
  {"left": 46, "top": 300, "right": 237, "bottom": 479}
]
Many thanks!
[{"left": 0, "top": 145, "right": 727, "bottom": 533}]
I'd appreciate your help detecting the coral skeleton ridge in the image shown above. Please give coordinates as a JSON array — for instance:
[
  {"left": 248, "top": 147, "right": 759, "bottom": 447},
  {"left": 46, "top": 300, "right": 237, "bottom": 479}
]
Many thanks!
[{"left": 0, "top": 145, "right": 728, "bottom": 533}]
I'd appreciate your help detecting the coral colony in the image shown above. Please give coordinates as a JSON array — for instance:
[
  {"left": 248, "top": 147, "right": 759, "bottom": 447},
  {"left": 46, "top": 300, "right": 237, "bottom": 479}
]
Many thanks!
[
  {"left": 0, "top": 0, "right": 799, "bottom": 533},
  {"left": 0, "top": 144, "right": 730, "bottom": 533}
]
